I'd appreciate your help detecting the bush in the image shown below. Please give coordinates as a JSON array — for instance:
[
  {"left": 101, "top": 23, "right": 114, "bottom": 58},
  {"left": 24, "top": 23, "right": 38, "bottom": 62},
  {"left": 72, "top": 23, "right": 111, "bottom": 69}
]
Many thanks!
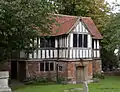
[
  {"left": 23, "top": 76, "right": 50, "bottom": 85},
  {"left": 57, "top": 77, "right": 66, "bottom": 84},
  {"left": 93, "top": 73, "right": 105, "bottom": 79}
]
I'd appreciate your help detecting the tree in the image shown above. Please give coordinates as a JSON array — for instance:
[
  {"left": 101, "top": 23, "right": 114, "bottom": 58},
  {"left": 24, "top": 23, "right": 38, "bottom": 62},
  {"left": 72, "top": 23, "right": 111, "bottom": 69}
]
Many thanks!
[
  {"left": 100, "top": 13, "right": 120, "bottom": 71},
  {"left": 53, "top": 0, "right": 111, "bottom": 31},
  {"left": 0, "top": 0, "right": 55, "bottom": 61},
  {"left": 101, "top": 48, "right": 119, "bottom": 71},
  {"left": 102, "top": 13, "right": 120, "bottom": 51}
]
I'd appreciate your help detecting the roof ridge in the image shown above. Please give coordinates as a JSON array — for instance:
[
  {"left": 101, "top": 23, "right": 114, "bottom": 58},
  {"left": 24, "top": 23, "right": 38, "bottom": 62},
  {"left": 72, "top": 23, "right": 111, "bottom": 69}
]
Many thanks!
[
  {"left": 61, "top": 17, "right": 78, "bottom": 24},
  {"left": 54, "top": 14, "right": 79, "bottom": 18}
]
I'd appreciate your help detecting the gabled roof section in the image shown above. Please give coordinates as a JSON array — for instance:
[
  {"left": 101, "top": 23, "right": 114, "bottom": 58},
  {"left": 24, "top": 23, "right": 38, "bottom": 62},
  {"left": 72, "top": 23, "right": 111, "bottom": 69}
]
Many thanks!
[
  {"left": 81, "top": 17, "right": 103, "bottom": 39},
  {"left": 39, "top": 14, "right": 103, "bottom": 39},
  {"left": 51, "top": 14, "right": 78, "bottom": 36}
]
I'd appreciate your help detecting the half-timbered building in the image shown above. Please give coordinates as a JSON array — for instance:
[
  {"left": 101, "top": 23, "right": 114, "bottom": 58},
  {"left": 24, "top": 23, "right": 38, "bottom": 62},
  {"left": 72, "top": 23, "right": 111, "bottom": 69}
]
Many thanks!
[{"left": 10, "top": 14, "right": 103, "bottom": 83}]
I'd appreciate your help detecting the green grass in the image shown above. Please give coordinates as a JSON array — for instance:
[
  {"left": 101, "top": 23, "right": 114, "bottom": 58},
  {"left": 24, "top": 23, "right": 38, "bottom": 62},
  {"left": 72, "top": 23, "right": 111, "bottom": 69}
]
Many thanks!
[
  {"left": 89, "top": 76, "right": 120, "bottom": 92},
  {"left": 14, "top": 76, "right": 120, "bottom": 92}
]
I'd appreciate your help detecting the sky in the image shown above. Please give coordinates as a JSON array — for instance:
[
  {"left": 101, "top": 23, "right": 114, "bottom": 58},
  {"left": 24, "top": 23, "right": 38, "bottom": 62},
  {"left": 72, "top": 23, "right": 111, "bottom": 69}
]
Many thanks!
[{"left": 105, "top": 0, "right": 120, "bottom": 13}]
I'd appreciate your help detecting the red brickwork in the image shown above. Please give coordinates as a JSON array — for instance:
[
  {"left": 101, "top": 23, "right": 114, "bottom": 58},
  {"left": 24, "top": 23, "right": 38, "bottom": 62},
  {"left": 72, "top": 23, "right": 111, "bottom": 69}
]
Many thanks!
[
  {"left": 88, "top": 62, "right": 92, "bottom": 76},
  {"left": 26, "top": 61, "right": 68, "bottom": 81},
  {"left": 67, "top": 62, "right": 76, "bottom": 83},
  {"left": 26, "top": 61, "right": 39, "bottom": 77},
  {"left": 92, "top": 60, "right": 102, "bottom": 74},
  {"left": 7, "top": 60, "right": 102, "bottom": 83}
]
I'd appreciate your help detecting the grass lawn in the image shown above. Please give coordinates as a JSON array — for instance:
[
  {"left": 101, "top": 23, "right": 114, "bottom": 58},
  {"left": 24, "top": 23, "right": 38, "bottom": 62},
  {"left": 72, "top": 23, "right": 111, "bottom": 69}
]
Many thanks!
[{"left": 13, "top": 76, "right": 120, "bottom": 92}]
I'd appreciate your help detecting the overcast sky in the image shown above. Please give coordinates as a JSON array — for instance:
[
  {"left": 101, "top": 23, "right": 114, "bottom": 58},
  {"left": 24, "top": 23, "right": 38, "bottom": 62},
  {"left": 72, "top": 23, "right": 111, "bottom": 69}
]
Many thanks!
[{"left": 105, "top": 0, "right": 120, "bottom": 13}]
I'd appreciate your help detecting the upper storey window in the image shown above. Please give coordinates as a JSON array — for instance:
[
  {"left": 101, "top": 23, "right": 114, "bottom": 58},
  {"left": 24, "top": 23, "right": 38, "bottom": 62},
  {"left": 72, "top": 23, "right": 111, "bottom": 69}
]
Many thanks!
[
  {"left": 73, "top": 34, "right": 88, "bottom": 48},
  {"left": 40, "top": 37, "right": 55, "bottom": 47}
]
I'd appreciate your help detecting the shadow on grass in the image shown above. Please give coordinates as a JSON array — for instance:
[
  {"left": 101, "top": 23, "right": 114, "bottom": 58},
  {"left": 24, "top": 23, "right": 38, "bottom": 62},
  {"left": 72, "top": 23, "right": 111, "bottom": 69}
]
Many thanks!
[
  {"left": 11, "top": 85, "right": 28, "bottom": 91},
  {"left": 11, "top": 82, "right": 64, "bottom": 91}
]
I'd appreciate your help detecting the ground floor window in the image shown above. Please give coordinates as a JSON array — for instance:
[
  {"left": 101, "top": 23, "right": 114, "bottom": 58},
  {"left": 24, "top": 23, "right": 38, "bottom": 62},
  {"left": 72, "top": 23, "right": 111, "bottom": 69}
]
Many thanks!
[
  {"left": 40, "top": 62, "right": 65, "bottom": 72},
  {"left": 58, "top": 65, "right": 63, "bottom": 71},
  {"left": 40, "top": 61, "right": 55, "bottom": 71}
]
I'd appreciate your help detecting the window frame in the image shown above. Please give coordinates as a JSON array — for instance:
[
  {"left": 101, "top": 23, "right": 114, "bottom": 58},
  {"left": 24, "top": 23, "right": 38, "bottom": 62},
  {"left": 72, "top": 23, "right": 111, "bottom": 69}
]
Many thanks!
[
  {"left": 73, "top": 34, "right": 88, "bottom": 48},
  {"left": 40, "top": 62, "right": 44, "bottom": 71},
  {"left": 58, "top": 65, "right": 63, "bottom": 71},
  {"left": 40, "top": 37, "right": 55, "bottom": 48},
  {"left": 40, "top": 61, "right": 55, "bottom": 72}
]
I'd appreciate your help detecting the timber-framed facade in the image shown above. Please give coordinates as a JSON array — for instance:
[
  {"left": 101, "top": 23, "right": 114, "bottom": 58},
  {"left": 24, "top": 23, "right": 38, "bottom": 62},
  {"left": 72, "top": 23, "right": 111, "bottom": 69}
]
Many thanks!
[{"left": 9, "top": 14, "right": 103, "bottom": 83}]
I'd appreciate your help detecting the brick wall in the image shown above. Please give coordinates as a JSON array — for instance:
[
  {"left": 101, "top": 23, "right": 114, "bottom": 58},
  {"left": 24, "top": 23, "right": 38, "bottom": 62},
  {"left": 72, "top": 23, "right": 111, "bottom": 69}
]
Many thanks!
[
  {"left": 7, "top": 60, "right": 101, "bottom": 83},
  {"left": 87, "top": 61, "right": 93, "bottom": 80},
  {"left": 26, "top": 61, "right": 40, "bottom": 77},
  {"left": 67, "top": 62, "right": 76, "bottom": 83},
  {"left": 25, "top": 61, "right": 95, "bottom": 83},
  {"left": 92, "top": 60, "right": 102, "bottom": 74},
  {"left": 26, "top": 61, "right": 68, "bottom": 81}
]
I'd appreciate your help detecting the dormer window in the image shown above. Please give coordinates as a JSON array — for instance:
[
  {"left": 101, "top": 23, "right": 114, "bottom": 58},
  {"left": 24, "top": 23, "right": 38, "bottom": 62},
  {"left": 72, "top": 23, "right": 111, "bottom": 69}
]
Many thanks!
[{"left": 73, "top": 34, "right": 88, "bottom": 48}]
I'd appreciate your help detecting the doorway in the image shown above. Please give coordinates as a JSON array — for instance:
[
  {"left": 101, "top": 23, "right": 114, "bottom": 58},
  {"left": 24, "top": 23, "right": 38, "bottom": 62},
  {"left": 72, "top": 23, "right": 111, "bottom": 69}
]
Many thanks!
[
  {"left": 76, "top": 66, "right": 84, "bottom": 83},
  {"left": 11, "top": 61, "right": 17, "bottom": 79},
  {"left": 11, "top": 61, "right": 26, "bottom": 81},
  {"left": 18, "top": 61, "right": 26, "bottom": 81}
]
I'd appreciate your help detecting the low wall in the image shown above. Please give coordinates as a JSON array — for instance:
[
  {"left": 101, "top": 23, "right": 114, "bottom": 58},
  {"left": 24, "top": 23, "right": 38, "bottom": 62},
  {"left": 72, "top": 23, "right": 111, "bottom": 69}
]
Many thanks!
[{"left": 103, "top": 71, "right": 120, "bottom": 76}]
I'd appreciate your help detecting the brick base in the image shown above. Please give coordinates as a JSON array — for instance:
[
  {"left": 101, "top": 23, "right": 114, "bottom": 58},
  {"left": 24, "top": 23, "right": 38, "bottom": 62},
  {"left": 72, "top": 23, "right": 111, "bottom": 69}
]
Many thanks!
[
  {"left": 92, "top": 60, "right": 102, "bottom": 74},
  {"left": 7, "top": 59, "right": 102, "bottom": 83},
  {"left": 25, "top": 61, "right": 94, "bottom": 83},
  {"left": 26, "top": 61, "right": 68, "bottom": 81}
]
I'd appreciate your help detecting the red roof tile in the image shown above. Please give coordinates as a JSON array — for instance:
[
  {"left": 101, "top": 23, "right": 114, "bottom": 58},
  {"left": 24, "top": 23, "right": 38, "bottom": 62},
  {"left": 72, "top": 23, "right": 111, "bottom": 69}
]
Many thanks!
[
  {"left": 82, "top": 17, "right": 103, "bottom": 39},
  {"left": 51, "top": 15, "right": 78, "bottom": 36},
  {"left": 40, "top": 14, "right": 103, "bottom": 39}
]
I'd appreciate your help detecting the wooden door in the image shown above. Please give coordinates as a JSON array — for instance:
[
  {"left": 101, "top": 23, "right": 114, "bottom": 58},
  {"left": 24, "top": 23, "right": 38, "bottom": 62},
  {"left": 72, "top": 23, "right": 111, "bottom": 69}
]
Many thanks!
[
  {"left": 18, "top": 61, "right": 26, "bottom": 81},
  {"left": 76, "top": 66, "right": 84, "bottom": 83}
]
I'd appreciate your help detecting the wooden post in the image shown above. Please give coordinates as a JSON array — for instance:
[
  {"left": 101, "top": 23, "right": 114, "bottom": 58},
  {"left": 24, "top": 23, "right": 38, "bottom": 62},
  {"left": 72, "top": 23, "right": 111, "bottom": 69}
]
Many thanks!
[{"left": 56, "top": 36, "right": 59, "bottom": 83}]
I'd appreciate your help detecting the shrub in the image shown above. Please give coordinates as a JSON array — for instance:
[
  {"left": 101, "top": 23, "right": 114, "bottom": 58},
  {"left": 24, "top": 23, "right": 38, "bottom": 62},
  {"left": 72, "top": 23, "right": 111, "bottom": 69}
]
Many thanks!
[
  {"left": 57, "top": 77, "right": 66, "bottom": 84},
  {"left": 23, "top": 76, "right": 50, "bottom": 85},
  {"left": 93, "top": 73, "right": 105, "bottom": 79}
]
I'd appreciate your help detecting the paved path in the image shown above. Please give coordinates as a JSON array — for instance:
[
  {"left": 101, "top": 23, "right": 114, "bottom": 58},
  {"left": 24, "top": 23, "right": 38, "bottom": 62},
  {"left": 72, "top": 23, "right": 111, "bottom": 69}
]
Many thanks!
[{"left": 10, "top": 80, "right": 25, "bottom": 90}]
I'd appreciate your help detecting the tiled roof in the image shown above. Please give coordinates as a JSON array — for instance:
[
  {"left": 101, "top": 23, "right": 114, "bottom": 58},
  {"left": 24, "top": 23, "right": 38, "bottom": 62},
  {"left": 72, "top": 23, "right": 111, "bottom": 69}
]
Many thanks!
[
  {"left": 40, "top": 14, "right": 103, "bottom": 39},
  {"left": 51, "top": 15, "right": 78, "bottom": 36},
  {"left": 82, "top": 17, "right": 103, "bottom": 39}
]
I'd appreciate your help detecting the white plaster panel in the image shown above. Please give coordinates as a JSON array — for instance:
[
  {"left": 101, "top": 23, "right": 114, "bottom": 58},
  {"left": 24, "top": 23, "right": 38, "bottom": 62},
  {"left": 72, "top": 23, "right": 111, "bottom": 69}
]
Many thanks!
[
  {"left": 97, "top": 50, "right": 100, "bottom": 58},
  {"left": 73, "top": 49, "right": 76, "bottom": 58},
  {"left": 80, "top": 50, "right": 82, "bottom": 58},
  {"left": 34, "top": 50, "right": 37, "bottom": 58},
  {"left": 38, "top": 50, "right": 41, "bottom": 58},
  {"left": 70, "top": 33, "right": 73, "bottom": 47},
  {"left": 54, "top": 50, "right": 57, "bottom": 58},
  {"left": 97, "top": 40, "right": 99, "bottom": 49},
  {"left": 55, "top": 38, "right": 58, "bottom": 48},
  {"left": 29, "top": 53, "right": 32, "bottom": 58},
  {"left": 46, "top": 50, "right": 49, "bottom": 58},
  {"left": 50, "top": 50, "right": 53, "bottom": 58},
  {"left": 83, "top": 50, "right": 86, "bottom": 58},
  {"left": 70, "top": 49, "right": 72, "bottom": 58},
  {"left": 94, "top": 51, "right": 96, "bottom": 57},
  {"left": 88, "top": 34, "right": 92, "bottom": 48},
  {"left": 42, "top": 50, "right": 45, "bottom": 58},
  {"left": 94, "top": 40, "right": 96, "bottom": 49}
]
